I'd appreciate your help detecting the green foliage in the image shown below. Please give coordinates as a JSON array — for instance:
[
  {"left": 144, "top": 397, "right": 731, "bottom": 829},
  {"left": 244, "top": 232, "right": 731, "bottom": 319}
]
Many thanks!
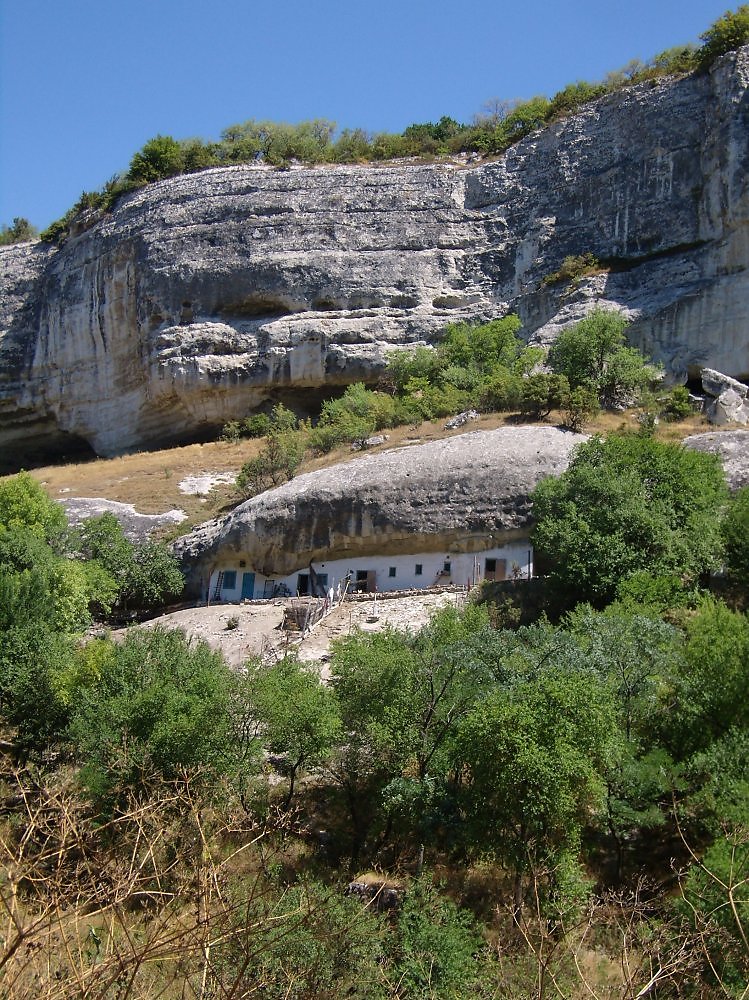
[
  {"left": 680, "top": 829, "right": 749, "bottom": 992},
  {"left": 563, "top": 384, "right": 600, "bottom": 431},
  {"left": 660, "top": 385, "right": 693, "bottom": 421},
  {"left": 666, "top": 598, "right": 749, "bottom": 757},
  {"left": 67, "top": 512, "right": 184, "bottom": 612},
  {"left": 698, "top": 5, "right": 749, "bottom": 69},
  {"left": 547, "top": 308, "right": 658, "bottom": 407},
  {"left": 245, "top": 656, "right": 341, "bottom": 804},
  {"left": 126, "top": 134, "right": 185, "bottom": 186},
  {"left": 387, "top": 877, "right": 486, "bottom": 1000},
  {"left": 458, "top": 664, "right": 617, "bottom": 871},
  {"left": 0, "top": 217, "right": 37, "bottom": 245},
  {"left": 542, "top": 252, "right": 602, "bottom": 287},
  {"left": 0, "top": 471, "right": 66, "bottom": 541},
  {"left": 519, "top": 373, "right": 570, "bottom": 419},
  {"left": 222, "top": 404, "right": 295, "bottom": 444},
  {"left": 547, "top": 80, "right": 608, "bottom": 120},
  {"left": 219, "top": 879, "right": 387, "bottom": 1000},
  {"left": 236, "top": 430, "right": 306, "bottom": 498},
  {"left": 68, "top": 627, "right": 253, "bottom": 802},
  {"left": 531, "top": 434, "right": 728, "bottom": 606},
  {"left": 723, "top": 486, "right": 749, "bottom": 590}
]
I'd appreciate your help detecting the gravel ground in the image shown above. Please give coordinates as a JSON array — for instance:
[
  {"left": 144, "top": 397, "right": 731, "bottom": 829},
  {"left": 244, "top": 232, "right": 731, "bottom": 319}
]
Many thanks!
[{"left": 132, "top": 591, "right": 468, "bottom": 671}]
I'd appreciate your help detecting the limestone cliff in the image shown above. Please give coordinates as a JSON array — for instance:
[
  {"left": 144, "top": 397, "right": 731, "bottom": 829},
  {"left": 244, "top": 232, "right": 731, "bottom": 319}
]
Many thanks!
[{"left": 1, "top": 46, "right": 747, "bottom": 463}]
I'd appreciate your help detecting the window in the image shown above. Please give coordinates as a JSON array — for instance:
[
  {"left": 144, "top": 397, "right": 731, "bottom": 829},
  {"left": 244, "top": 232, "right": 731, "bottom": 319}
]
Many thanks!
[
  {"left": 389, "top": 567, "right": 397, "bottom": 578},
  {"left": 443, "top": 561, "right": 451, "bottom": 574},
  {"left": 415, "top": 564, "right": 423, "bottom": 576},
  {"left": 222, "top": 570, "right": 237, "bottom": 590}
]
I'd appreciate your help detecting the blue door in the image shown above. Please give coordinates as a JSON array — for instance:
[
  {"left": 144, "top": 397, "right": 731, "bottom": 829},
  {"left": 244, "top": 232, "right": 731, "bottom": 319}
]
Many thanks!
[{"left": 241, "top": 572, "right": 255, "bottom": 600}]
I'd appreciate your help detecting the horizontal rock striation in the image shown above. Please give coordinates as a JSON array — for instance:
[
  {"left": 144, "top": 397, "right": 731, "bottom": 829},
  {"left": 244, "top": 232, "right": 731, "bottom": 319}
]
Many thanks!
[
  {"left": 1, "top": 47, "right": 748, "bottom": 462},
  {"left": 175, "top": 426, "right": 586, "bottom": 594}
]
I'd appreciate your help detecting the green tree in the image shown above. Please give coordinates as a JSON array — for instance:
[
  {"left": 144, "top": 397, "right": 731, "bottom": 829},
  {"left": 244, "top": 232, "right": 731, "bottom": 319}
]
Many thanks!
[
  {"left": 666, "top": 598, "right": 749, "bottom": 758},
  {"left": 68, "top": 627, "right": 253, "bottom": 804},
  {"left": 245, "top": 656, "right": 341, "bottom": 805},
  {"left": 458, "top": 665, "right": 617, "bottom": 909},
  {"left": 547, "top": 309, "right": 658, "bottom": 407},
  {"left": 531, "top": 434, "right": 728, "bottom": 607},
  {"left": 387, "top": 877, "right": 486, "bottom": 1000},
  {"left": 723, "top": 486, "right": 749, "bottom": 592},
  {"left": 126, "top": 134, "right": 185, "bottom": 186},
  {"left": 0, "top": 471, "right": 66, "bottom": 541},
  {"left": 698, "top": 5, "right": 749, "bottom": 69},
  {"left": 236, "top": 430, "right": 306, "bottom": 498},
  {"left": 0, "top": 217, "right": 37, "bottom": 245},
  {"left": 67, "top": 512, "right": 183, "bottom": 612}
]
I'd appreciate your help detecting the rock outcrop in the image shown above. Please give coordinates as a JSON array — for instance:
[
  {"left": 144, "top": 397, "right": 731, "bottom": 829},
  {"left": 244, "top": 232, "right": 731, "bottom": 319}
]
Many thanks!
[
  {"left": 684, "top": 430, "right": 749, "bottom": 490},
  {"left": 701, "top": 367, "right": 749, "bottom": 424},
  {"left": 1, "top": 47, "right": 748, "bottom": 463},
  {"left": 175, "top": 426, "right": 587, "bottom": 595}
]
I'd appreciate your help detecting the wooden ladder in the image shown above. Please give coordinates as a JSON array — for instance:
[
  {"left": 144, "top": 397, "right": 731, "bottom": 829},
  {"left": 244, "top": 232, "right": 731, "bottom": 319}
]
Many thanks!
[{"left": 212, "top": 571, "right": 224, "bottom": 601}]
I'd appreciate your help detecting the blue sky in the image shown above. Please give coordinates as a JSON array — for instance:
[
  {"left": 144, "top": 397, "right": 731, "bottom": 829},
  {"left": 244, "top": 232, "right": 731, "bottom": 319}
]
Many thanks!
[{"left": 0, "top": 0, "right": 734, "bottom": 230}]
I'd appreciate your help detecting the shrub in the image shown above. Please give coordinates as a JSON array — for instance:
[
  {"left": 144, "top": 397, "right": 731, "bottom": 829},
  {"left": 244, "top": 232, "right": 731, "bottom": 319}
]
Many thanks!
[
  {"left": 0, "top": 217, "right": 37, "bottom": 245},
  {"left": 563, "top": 385, "right": 600, "bottom": 431},
  {"left": 660, "top": 385, "right": 693, "bottom": 421},
  {"left": 236, "top": 431, "right": 306, "bottom": 498},
  {"left": 479, "top": 368, "right": 523, "bottom": 412},
  {"left": 126, "top": 135, "right": 185, "bottom": 186},
  {"left": 698, "top": 5, "right": 749, "bottom": 69},
  {"left": 519, "top": 373, "right": 570, "bottom": 418},
  {"left": 542, "top": 252, "right": 602, "bottom": 287},
  {"left": 547, "top": 308, "right": 659, "bottom": 407},
  {"left": 531, "top": 433, "right": 728, "bottom": 606},
  {"left": 722, "top": 486, "right": 749, "bottom": 589}
]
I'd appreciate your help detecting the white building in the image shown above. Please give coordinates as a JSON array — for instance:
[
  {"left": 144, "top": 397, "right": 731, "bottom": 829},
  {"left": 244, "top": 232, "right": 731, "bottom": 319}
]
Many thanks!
[{"left": 207, "top": 541, "right": 533, "bottom": 602}]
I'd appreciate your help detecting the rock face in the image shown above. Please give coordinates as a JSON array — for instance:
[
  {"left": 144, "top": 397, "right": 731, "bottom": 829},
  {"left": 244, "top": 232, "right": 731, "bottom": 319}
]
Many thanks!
[
  {"left": 174, "top": 426, "right": 587, "bottom": 596},
  {"left": 2, "top": 47, "right": 748, "bottom": 462}
]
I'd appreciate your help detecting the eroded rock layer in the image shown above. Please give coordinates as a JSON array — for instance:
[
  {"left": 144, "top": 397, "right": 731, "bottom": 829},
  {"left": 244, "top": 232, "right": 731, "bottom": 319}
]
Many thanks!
[
  {"left": 174, "top": 425, "right": 587, "bottom": 596},
  {"left": 1, "top": 46, "right": 748, "bottom": 460}
]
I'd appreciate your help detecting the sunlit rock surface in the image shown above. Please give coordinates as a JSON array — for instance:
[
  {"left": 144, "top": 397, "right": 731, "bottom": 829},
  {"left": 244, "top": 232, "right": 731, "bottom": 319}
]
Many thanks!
[{"left": 1, "top": 46, "right": 747, "bottom": 462}]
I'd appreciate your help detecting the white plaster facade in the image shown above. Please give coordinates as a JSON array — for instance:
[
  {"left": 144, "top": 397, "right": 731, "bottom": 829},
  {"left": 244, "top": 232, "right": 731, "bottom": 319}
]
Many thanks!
[{"left": 207, "top": 542, "right": 533, "bottom": 602}]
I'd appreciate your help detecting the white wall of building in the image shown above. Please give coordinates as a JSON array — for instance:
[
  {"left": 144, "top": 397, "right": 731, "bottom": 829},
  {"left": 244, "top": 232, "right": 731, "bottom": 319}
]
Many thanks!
[{"left": 207, "top": 542, "right": 533, "bottom": 602}]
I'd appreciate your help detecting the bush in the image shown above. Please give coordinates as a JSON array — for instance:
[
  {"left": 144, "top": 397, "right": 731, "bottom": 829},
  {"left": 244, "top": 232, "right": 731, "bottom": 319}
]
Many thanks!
[
  {"left": 660, "top": 385, "right": 693, "bottom": 421},
  {"left": 478, "top": 367, "right": 523, "bottom": 411},
  {"left": 519, "top": 373, "right": 570, "bottom": 418},
  {"left": 723, "top": 486, "right": 749, "bottom": 590},
  {"left": 236, "top": 431, "right": 306, "bottom": 498},
  {"left": 698, "top": 5, "right": 749, "bottom": 69},
  {"left": 563, "top": 385, "right": 600, "bottom": 431},
  {"left": 0, "top": 217, "right": 37, "bottom": 245},
  {"left": 542, "top": 252, "right": 602, "bottom": 287},
  {"left": 531, "top": 433, "right": 728, "bottom": 606},
  {"left": 547, "top": 308, "right": 659, "bottom": 408}
]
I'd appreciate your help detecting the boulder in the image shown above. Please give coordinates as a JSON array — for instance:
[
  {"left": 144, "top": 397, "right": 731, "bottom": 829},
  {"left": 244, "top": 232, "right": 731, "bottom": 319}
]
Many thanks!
[
  {"left": 701, "top": 367, "right": 748, "bottom": 398},
  {"left": 683, "top": 430, "right": 749, "bottom": 490},
  {"left": 706, "top": 388, "right": 749, "bottom": 425}
]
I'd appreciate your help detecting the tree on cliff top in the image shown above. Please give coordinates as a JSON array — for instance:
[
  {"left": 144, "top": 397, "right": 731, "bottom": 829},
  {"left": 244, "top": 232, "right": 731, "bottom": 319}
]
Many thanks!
[{"left": 698, "top": 5, "right": 749, "bottom": 69}]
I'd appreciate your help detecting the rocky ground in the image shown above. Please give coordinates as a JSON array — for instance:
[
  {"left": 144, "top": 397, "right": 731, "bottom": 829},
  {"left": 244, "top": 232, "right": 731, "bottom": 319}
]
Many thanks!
[{"left": 135, "top": 590, "right": 467, "bottom": 673}]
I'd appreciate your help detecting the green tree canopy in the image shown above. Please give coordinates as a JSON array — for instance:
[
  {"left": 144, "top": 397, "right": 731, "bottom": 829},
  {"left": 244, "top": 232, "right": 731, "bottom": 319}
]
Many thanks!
[
  {"left": 531, "top": 434, "right": 728, "bottom": 606},
  {"left": 547, "top": 308, "right": 658, "bottom": 406},
  {"left": 68, "top": 627, "right": 252, "bottom": 804},
  {"left": 698, "top": 5, "right": 749, "bottom": 69}
]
